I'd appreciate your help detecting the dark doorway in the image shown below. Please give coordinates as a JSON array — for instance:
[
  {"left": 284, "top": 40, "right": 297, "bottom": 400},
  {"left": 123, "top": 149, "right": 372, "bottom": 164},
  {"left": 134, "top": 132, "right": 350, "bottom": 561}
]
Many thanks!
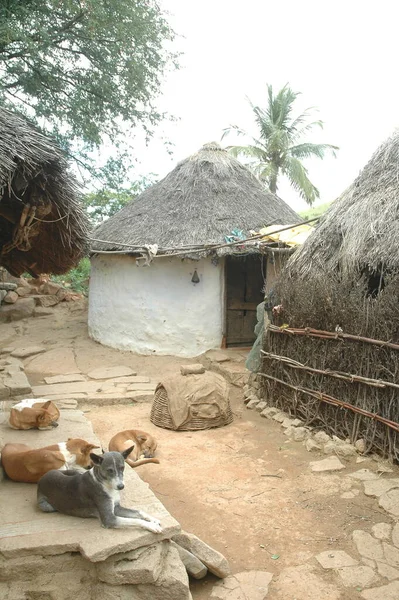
[{"left": 225, "top": 255, "right": 266, "bottom": 347}]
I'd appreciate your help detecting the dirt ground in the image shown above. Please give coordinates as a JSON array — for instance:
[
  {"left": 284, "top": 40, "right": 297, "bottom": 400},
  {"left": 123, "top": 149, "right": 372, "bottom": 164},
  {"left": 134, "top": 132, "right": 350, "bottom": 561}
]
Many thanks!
[{"left": 2, "top": 300, "right": 397, "bottom": 599}]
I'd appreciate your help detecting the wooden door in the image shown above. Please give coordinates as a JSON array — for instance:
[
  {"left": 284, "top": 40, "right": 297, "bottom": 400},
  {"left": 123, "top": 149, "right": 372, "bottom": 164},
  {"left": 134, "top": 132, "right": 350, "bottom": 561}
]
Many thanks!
[{"left": 225, "top": 255, "right": 265, "bottom": 347}]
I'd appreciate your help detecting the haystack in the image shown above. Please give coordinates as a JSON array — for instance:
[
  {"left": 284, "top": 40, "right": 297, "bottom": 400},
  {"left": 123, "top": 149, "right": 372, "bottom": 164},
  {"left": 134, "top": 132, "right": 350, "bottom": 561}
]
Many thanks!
[
  {"left": 261, "top": 130, "right": 399, "bottom": 461},
  {"left": 89, "top": 143, "right": 300, "bottom": 357},
  {"left": 0, "top": 107, "right": 89, "bottom": 276}
]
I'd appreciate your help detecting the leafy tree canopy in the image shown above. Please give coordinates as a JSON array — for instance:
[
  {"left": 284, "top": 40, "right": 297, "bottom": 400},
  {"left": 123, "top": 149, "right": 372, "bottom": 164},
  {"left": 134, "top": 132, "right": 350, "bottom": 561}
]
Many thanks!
[
  {"left": 223, "top": 84, "right": 338, "bottom": 205},
  {"left": 0, "top": 0, "right": 177, "bottom": 183},
  {"left": 83, "top": 175, "right": 155, "bottom": 225}
]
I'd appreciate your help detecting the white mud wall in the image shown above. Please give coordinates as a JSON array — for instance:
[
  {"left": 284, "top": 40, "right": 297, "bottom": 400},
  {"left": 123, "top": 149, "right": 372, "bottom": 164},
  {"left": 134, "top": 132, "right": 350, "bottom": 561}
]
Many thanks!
[{"left": 88, "top": 255, "right": 224, "bottom": 357}]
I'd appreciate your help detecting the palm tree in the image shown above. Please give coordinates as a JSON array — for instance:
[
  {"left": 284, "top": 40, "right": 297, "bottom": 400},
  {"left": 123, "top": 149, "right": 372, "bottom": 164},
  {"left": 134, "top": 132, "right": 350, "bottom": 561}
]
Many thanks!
[{"left": 222, "top": 84, "right": 338, "bottom": 205}]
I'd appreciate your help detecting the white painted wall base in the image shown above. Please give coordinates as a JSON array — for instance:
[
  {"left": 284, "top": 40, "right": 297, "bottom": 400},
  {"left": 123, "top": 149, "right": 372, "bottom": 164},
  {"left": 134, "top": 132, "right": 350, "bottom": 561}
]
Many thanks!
[{"left": 88, "top": 255, "right": 224, "bottom": 358}]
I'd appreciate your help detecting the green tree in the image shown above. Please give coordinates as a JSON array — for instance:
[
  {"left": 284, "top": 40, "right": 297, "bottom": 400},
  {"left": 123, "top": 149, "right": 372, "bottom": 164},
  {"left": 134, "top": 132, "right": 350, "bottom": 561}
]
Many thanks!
[
  {"left": 0, "top": 1, "right": 177, "bottom": 181},
  {"left": 83, "top": 175, "right": 155, "bottom": 225},
  {"left": 222, "top": 84, "right": 338, "bottom": 205}
]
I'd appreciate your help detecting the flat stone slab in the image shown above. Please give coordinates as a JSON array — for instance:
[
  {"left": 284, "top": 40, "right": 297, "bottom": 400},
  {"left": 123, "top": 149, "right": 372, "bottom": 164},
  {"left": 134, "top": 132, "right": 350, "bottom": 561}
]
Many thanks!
[
  {"left": 10, "top": 346, "right": 46, "bottom": 359},
  {"left": 347, "top": 469, "right": 379, "bottom": 482},
  {"left": 352, "top": 530, "right": 384, "bottom": 561},
  {"left": 361, "top": 581, "right": 399, "bottom": 600},
  {"left": 310, "top": 456, "right": 345, "bottom": 473},
  {"left": 87, "top": 366, "right": 136, "bottom": 380},
  {"left": 379, "top": 489, "right": 399, "bottom": 517},
  {"left": 44, "top": 374, "right": 87, "bottom": 385},
  {"left": 316, "top": 550, "right": 358, "bottom": 569},
  {"left": 0, "top": 409, "right": 180, "bottom": 562},
  {"left": 337, "top": 565, "right": 377, "bottom": 588},
  {"left": 392, "top": 523, "right": 399, "bottom": 548},
  {"left": 363, "top": 478, "right": 399, "bottom": 497},
  {"left": 210, "top": 571, "right": 273, "bottom": 600},
  {"left": 26, "top": 348, "right": 81, "bottom": 376},
  {"left": 32, "top": 381, "right": 102, "bottom": 396},
  {"left": 372, "top": 522, "right": 392, "bottom": 540},
  {"left": 205, "top": 351, "right": 231, "bottom": 363}
]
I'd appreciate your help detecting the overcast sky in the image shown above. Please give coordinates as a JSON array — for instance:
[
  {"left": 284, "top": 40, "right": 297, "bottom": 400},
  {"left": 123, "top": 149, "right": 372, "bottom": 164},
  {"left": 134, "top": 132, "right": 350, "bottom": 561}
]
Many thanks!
[{"left": 135, "top": 0, "right": 399, "bottom": 213}]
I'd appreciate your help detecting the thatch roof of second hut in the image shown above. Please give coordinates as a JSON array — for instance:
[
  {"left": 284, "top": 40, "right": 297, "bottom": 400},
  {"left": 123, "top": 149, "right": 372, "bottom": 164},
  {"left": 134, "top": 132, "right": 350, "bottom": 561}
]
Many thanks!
[
  {"left": 0, "top": 107, "right": 89, "bottom": 276},
  {"left": 288, "top": 129, "right": 399, "bottom": 278},
  {"left": 92, "top": 142, "right": 300, "bottom": 255}
]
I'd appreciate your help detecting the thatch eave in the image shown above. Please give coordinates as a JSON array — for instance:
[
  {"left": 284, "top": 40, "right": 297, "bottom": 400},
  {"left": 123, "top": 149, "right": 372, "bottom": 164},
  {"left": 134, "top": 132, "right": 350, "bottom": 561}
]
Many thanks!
[
  {"left": 0, "top": 107, "right": 90, "bottom": 276},
  {"left": 90, "top": 142, "right": 300, "bottom": 256}
]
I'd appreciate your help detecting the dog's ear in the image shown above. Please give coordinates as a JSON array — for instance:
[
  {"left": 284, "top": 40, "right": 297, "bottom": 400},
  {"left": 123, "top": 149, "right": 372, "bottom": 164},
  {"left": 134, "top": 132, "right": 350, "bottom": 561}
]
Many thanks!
[
  {"left": 83, "top": 443, "right": 100, "bottom": 454},
  {"left": 136, "top": 435, "right": 148, "bottom": 443},
  {"left": 90, "top": 452, "right": 103, "bottom": 465},
  {"left": 121, "top": 445, "right": 135, "bottom": 460},
  {"left": 41, "top": 400, "right": 52, "bottom": 409}
]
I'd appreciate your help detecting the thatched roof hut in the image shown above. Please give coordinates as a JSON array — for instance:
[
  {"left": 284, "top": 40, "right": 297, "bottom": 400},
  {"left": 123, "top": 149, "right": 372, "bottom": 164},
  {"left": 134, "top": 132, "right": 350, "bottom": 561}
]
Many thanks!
[
  {"left": 0, "top": 107, "right": 89, "bottom": 276},
  {"left": 92, "top": 142, "right": 299, "bottom": 255},
  {"left": 288, "top": 129, "right": 399, "bottom": 279},
  {"left": 260, "top": 130, "right": 399, "bottom": 461},
  {"left": 89, "top": 142, "right": 301, "bottom": 357}
]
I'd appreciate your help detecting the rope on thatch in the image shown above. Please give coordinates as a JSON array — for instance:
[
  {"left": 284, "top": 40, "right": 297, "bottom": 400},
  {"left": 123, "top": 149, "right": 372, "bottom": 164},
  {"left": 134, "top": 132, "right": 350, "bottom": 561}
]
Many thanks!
[
  {"left": 261, "top": 349, "right": 399, "bottom": 390},
  {"left": 91, "top": 141, "right": 301, "bottom": 256},
  {"left": 259, "top": 372, "right": 399, "bottom": 433},
  {"left": 268, "top": 325, "right": 399, "bottom": 352},
  {"left": 90, "top": 218, "right": 319, "bottom": 258}
]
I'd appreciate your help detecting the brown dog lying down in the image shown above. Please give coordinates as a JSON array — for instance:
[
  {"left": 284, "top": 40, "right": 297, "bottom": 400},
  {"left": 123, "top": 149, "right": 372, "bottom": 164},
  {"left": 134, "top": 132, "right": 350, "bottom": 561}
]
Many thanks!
[
  {"left": 9, "top": 399, "right": 60, "bottom": 430},
  {"left": 108, "top": 430, "right": 159, "bottom": 468},
  {"left": 1, "top": 438, "right": 100, "bottom": 483}
]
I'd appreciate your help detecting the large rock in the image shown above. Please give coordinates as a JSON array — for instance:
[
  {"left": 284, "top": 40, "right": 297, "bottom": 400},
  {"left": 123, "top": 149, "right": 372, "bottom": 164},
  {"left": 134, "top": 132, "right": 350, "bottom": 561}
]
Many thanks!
[
  {"left": 34, "top": 294, "right": 59, "bottom": 307},
  {"left": 40, "top": 281, "right": 63, "bottom": 295},
  {"left": 171, "top": 540, "right": 207, "bottom": 579},
  {"left": 15, "top": 286, "right": 31, "bottom": 298},
  {"left": 3, "top": 291, "right": 18, "bottom": 304},
  {"left": 97, "top": 542, "right": 166, "bottom": 585},
  {"left": 210, "top": 571, "right": 273, "bottom": 600},
  {"left": 0, "top": 297, "right": 35, "bottom": 322},
  {"left": 363, "top": 479, "right": 399, "bottom": 497},
  {"left": 172, "top": 532, "right": 230, "bottom": 578}
]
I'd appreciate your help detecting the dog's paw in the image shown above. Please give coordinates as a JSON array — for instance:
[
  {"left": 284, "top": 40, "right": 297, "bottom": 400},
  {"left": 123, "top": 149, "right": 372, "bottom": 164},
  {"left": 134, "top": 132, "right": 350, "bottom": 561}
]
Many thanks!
[{"left": 144, "top": 520, "right": 163, "bottom": 534}]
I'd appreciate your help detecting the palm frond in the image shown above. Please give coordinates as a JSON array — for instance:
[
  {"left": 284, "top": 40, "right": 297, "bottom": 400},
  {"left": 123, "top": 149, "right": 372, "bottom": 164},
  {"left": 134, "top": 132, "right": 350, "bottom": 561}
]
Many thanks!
[
  {"left": 282, "top": 156, "right": 320, "bottom": 205},
  {"left": 289, "top": 142, "right": 339, "bottom": 160},
  {"left": 221, "top": 125, "right": 248, "bottom": 140},
  {"left": 226, "top": 144, "right": 268, "bottom": 162}
]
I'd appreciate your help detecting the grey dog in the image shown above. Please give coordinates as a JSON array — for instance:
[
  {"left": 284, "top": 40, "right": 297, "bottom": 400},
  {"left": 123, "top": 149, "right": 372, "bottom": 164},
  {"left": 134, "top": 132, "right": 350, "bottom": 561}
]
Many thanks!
[{"left": 37, "top": 447, "right": 163, "bottom": 532}]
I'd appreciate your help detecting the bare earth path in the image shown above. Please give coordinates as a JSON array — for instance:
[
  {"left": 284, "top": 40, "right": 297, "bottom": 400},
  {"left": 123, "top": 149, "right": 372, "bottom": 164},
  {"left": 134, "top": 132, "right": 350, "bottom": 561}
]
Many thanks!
[{"left": 2, "top": 301, "right": 398, "bottom": 599}]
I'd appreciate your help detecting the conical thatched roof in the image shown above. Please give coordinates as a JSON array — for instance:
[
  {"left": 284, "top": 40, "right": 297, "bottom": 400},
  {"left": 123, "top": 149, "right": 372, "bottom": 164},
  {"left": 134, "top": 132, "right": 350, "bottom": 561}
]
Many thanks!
[
  {"left": 0, "top": 107, "right": 89, "bottom": 276},
  {"left": 288, "top": 130, "right": 399, "bottom": 277},
  {"left": 92, "top": 142, "right": 300, "bottom": 255}
]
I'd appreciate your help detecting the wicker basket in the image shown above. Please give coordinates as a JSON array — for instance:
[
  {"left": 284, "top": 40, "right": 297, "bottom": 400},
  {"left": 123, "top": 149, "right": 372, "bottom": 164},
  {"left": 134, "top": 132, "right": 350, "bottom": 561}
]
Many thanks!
[{"left": 150, "top": 386, "right": 234, "bottom": 431}]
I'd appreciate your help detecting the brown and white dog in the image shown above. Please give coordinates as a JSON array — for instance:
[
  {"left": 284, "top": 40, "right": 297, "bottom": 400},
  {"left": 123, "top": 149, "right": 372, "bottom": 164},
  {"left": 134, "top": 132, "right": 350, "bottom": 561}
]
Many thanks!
[
  {"left": 108, "top": 430, "right": 159, "bottom": 468},
  {"left": 1, "top": 438, "right": 100, "bottom": 483},
  {"left": 9, "top": 399, "right": 60, "bottom": 430}
]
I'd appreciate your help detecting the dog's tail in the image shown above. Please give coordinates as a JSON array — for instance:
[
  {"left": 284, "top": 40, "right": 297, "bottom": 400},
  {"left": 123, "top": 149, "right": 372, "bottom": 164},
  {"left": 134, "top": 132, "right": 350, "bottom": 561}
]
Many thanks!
[{"left": 126, "top": 457, "right": 160, "bottom": 468}]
